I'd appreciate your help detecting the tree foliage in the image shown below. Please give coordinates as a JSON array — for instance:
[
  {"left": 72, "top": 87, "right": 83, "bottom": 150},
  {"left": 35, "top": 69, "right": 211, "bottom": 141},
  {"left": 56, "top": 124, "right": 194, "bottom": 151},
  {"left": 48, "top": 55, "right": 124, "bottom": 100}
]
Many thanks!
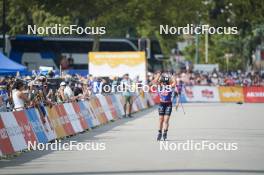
[{"left": 0, "top": 0, "right": 264, "bottom": 70}]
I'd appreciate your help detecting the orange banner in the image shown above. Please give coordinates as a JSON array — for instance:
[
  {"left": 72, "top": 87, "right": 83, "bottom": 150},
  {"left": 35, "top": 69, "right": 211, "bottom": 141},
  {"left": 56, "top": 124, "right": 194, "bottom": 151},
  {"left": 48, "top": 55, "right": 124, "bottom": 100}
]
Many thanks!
[
  {"left": 218, "top": 86, "right": 244, "bottom": 102},
  {"left": 46, "top": 106, "right": 67, "bottom": 138}
]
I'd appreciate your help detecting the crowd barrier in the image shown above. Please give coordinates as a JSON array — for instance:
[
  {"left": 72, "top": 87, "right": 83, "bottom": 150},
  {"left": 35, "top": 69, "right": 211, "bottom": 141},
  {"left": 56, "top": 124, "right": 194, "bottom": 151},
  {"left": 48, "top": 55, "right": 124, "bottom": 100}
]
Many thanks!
[
  {"left": 0, "top": 92, "right": 155, "bottom": 156},
  {"left": 186, "top": 86, "right": 264, "bottom": 103},
  {"left": 1, "top": 86, "right": 263, "bottom": 156},
  {"left": 150, "top": 86, "right": 264, "bottom": 104}
]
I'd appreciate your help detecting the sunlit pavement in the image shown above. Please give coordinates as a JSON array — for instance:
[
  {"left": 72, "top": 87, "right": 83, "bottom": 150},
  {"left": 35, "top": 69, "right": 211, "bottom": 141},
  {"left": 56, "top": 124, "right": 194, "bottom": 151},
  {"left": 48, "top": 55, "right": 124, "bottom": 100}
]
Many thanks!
[{"left": 1, "top": 103, "right": 264, "bottom": 175}]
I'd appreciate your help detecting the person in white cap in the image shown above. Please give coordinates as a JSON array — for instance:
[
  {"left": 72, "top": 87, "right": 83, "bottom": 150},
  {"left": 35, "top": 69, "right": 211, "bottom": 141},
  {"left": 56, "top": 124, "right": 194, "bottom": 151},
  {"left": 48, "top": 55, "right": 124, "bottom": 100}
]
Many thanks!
[
  {"left": 57, "top": 82, "right": 67, "bottom": 102},
  {"left": 64, "top": 81, "right": 74, "bottom": 101}
]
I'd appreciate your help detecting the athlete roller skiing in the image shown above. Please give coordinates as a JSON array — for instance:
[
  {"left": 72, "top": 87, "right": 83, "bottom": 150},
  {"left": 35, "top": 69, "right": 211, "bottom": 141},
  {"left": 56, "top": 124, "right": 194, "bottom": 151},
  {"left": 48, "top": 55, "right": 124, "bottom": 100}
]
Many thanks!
[{"left": 152, "top": 71, "right": 180, "bottom": 141}]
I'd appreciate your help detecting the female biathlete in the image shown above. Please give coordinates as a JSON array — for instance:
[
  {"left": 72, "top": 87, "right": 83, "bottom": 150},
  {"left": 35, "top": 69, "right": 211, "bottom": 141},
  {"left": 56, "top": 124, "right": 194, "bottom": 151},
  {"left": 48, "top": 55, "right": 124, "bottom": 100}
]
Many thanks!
[{"left": 152, "top": 72, "right": 179, "bottom": 141}]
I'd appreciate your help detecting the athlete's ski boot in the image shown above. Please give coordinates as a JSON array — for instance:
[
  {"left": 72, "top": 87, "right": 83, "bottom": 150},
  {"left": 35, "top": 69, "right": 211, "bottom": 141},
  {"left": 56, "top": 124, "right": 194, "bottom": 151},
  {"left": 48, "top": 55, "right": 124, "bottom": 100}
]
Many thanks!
[
  {"left": 163, "top": 130, "right": 168, "bottom": 141},
  {"left": 157, "top": 130, "right": 162, "bottom": 141}
]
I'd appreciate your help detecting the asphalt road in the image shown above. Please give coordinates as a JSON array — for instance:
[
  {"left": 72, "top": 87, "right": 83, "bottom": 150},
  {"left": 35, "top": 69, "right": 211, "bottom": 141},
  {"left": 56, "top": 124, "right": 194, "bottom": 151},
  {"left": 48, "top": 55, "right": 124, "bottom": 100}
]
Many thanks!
[{"left": 1, "top": 103, "right": 264, "bottom": 175}]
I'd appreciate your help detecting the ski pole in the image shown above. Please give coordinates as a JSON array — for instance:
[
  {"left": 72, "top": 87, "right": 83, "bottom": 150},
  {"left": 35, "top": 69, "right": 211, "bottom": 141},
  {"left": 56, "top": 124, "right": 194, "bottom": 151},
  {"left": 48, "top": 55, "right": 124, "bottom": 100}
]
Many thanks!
[
  {"left": 179, "top": 93, "right": 186, "bottom": 115},
  {"left": 180, "top": 99, "right": 185, "bottom": 115}
]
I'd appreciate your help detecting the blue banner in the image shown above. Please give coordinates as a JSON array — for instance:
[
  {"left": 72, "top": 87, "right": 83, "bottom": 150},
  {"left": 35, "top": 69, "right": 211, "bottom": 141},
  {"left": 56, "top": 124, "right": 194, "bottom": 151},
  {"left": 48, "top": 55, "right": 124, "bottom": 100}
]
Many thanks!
[
  {"left": 78, "top": 101, "right": 94, "bottom": 128},
  {"left": 110, "top": 95, "right": 123, "bottom": 118},
  {"left": 25, "top": 108, "right": 48, "bottom": 143}
]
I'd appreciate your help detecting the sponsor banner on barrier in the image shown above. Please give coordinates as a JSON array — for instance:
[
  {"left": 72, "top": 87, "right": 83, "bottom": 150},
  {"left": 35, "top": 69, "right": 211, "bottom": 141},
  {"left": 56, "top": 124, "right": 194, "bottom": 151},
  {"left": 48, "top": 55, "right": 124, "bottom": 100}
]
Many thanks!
[
  {"left": 133, "top": 94, "right": 143, "bottom": 111},
  {"left": 0, "top": 115, "right": 15, "bottom": 155},
  {"left": 86, "top": 101, "right": 101, "bottom": 126},
  {"left": 105, "top": 95, "right": 119, "bottom": 119},
  {"left": 184, "top": 86, "right": 220, "bottom": 102},
  {"left": 131, "top": 95, "right": 139, "bottom": 113},
  {"left": 63, "top": 103, "right": 84, "bottom": 133},
  {"left": 34, "top": 108, "right": 56, "bottom": 141},
  {"left": 71, "top": 102, "right": 89, "bottom": 130},
  {"left": 109, "top": 95, "right": 122, "bottom": 118},
  {"left": 78, "top": 101, "right": 94, "bottom": 128},
  {"left": 114, "top": 94, "right": 125, "bottom": 116},
  {"left": 94, "top": 97, "right": 109, "bottom": 124},
  {"left": 54, "top": 104, "right": 75, "bottom": 136},
  {"left": 219, "top": 87, "right": 244, "bottom": 102},
  {"left": 0, "top": 92, "right": 156, "bottom": 156},
  {"left": 89, "top": 98, "right": 104, "bottom": 124},
  {"left": 96, "top": 94, "right": 114, "bottom": 121},
  {"left": 0, "top": 112, "right": 27, "bottom": 152},
  {"left": 13, "top": 111, "right": 38, "bottom": 147},
  {"left": 25, "top": 108, "right": 48, "bottom": 144},
  {"left": 140, "top": 93, "right": 148, "bottom": 109},
  {"left": 45, "top": 106, "right": 67, "bottom": 138},
  {"left": 138, "top": 92, "right": 147, "bottom": 110},
  {"left": 244, "top": 86, "right": 264, "bottom": 103},
  {"left": 145, "top": 92, "right": 155, "bottom": 106}
]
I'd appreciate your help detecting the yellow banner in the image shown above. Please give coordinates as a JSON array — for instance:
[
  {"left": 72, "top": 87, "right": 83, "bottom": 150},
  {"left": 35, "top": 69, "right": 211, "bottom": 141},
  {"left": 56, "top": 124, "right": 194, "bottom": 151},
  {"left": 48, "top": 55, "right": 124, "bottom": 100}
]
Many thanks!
[
  {"left": 46, "top": 106, "right": 67, "bottom": 138},
  {"left": 88, "top": 51, "right": 146, "bottom": 82},
  {"left": 218, "top": 86, "right": 244, "bottom": 102},
  {"left": 89, "top": 51, "right": 145, "bottom": 68}
]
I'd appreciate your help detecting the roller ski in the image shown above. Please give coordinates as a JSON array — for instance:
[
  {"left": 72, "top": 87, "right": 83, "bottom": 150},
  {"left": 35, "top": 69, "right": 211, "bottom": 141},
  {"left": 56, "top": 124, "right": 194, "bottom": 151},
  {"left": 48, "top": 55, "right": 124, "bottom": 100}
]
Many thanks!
[
  {"left": 163, "top": 130, "right": 168, "bottom": 141},
  {"left": 157, "top": 130, "right": 162, "bottom": 141}
]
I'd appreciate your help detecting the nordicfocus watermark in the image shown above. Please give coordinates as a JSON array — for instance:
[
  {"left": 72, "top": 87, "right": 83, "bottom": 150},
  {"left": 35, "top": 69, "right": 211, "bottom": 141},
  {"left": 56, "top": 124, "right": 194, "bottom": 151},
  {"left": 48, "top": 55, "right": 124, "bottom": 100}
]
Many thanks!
[
  {"left": 95, "top": 83, "right": 172, "bottom": 93},
  {"left": 160, "top": 140, "right": 238, "bottom": 151},
  {"left": 28, "top": 140, "right": 106, "bottom": 151},
  {"left": 27, "top": 24, "right": 106, "bottom": 35},
  {"left": 160, "top": 24, "right": 238, "bottom": 35}
]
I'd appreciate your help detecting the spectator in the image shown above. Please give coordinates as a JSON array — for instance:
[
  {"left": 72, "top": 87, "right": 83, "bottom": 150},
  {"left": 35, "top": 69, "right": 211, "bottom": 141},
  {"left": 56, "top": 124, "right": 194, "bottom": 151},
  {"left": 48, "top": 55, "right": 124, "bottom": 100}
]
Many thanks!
[
  {"left": 64, "top": 81, "right": 74, "bottom": 101},
  {"left": 73, "top": 82, "right": 83, "bottom": 97},
  {"left": 0, "top": 77, "right": 8, "bottom": 112},
  {"left": 121, "top": 73, "right": 133, "bottom": 118},
  {"left": 0, "top": 69, "right": 264, "bottom": 112},
  {"left": 57, "top": 82, "right": 67, "bottom": 102},
  {"left": 12, "top": 81, "right": 29, "bottom": 111},
  {"left": 81, "top": 81, "right": 91, "bottom": 99}
]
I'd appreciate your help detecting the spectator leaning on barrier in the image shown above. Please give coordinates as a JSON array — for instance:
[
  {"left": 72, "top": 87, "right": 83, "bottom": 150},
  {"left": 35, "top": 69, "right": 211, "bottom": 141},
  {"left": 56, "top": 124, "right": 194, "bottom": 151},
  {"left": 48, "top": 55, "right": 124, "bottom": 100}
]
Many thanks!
[
  {"left": 101, "top": 78, "right": 110, "bottom": 94},
  {"left": 73, "top": 81, "right": 83, "bottom": 98},
  {"left": 12, "top": 81, "right": 30, "bottom": 111},
  {"left": 0, "top": 69, "right": 264, "bottom": 112},
  {"left": 64, "top": 81, "right": 74, "bottom": 101},
  {"left": 90, "top": 77, "right": 101, "bottom": 94},
  {"left": 81, "top": 81, "right": 91, "bottom": 99},
  {"left": 211, "top": 73, "right": 219, "bottom": 86},
  {"left": 46, "top": 88, "right": 56, "bottom": 104},
  {"left": 58, "top": 82, "right": 67, "bottom": 102}
]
